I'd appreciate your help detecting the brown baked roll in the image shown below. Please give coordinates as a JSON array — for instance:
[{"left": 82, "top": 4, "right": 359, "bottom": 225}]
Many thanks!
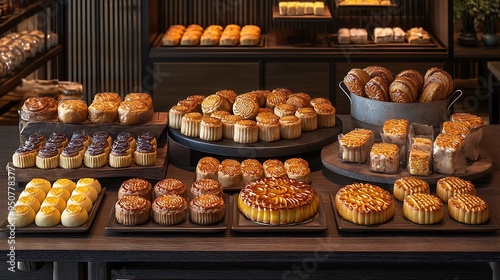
[
  {"left": 365, "top": 76, "right": 389, "bottom": 102},
  {"left": 419, "top": 82, "right": 446, "bottom": 102},
  {"left": 395, "top": 70, "right": 424, "bottom": 97},
  {"left": 58, "top": 99, "right": 88, "bottom": 123},
  {"left": 364, "top": 66, "right": 394, "bottom": 86},
  {"left": 20, "top": 97, "right": 58, "bottom": 122},
  {"left": 389, "top": 77, "right": 418, "bottom": 103},
  {"left": 181, "top": 30, "right": 203, "bottom": 45},
  {"left": 93, "top": 92, "right": 122, "bottom": 106},
  {"left": 118, "top": 100, "right": 154, "bottom": 125},
  {"left": 88, "top": 101, "right": 118, "bottom": 123},
  {"left": 343, "top": 68, "right": 371, "bottom": 97},
  {"left": 233, "top": 95, "right": 260, "bottom": 120},
  {"left": 124, "top": 93, "right": 153, "bottom": 109},
  {"left": 200, "top": 31, "right": 221, "bottom": 46}
]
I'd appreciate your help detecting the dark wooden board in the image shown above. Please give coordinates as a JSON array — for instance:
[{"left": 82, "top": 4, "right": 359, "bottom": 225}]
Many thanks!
[
  {"left": 231, "top": 195, "right": 328, "bottom": 233},
  {"left": 321, "top": 142, "right": 494, "bottom": 184},
  {"left": 160, "top": 36, "right": 266, "bottom": 48},
  {"left": 19, "top": 112, "right": 168, "bottom": 143},
  {"left": 0, "top": 188, "right": 106, "bottom": 233},
  {"left": 169, "top": 117, "right": 342, "bottom": 158},
  {"left": 105, "top": 194, "right": 228, "bottom": 233},
  {"left": 272, "top": 5, "right": 332, "bottom": 21},
  {"left": 7, "top": 146, "right": 169, "bottom": 182},
  {"left": 330, "top": 194, "right": 499, "bottom": 233}
]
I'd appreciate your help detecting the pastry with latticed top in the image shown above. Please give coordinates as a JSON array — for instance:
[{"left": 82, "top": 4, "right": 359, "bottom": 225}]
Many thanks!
[
  {"left": 335, "top": 182, "right": 395, "bottom": 225},
  {"left": 393, "top": 177, "right": 430, "bottom": 202},
  {"left": 338, "top": 129, "right": 374, "bottom": 163},
  {"left": 436, "top": 176, "right": 476, "bottom": 203},
  {"left": 238, "top": 177, "right": 319, "bottom": 225},
  {"left": 403, "top": 193, "right": 443, "bottom": 225},
  {"left": 448, "top": 194, "right": 489, "bottom": 225}
]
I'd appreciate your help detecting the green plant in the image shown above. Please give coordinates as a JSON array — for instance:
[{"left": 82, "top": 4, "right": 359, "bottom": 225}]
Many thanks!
[
  {"left": 476, "top": 0, "right": 500, "bottom": 21},
  {"left": 454, "top": 0, "right": 480, "bottom": 20}
]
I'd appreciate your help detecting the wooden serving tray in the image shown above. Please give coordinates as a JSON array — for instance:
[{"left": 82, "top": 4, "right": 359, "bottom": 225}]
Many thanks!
[
  {"left": 330, "top": 194, "right": 499, "bottom": 233},
  {"left": 321, "top": 142, "right": 493, "bottom": 184},
  {"left": 19, "top": 112, "right": 168, "bottom": 143},
  {"left": 0, "top": 188, "right": 106, "bottom": 233},
  {"left": 7, "top": 146, "right": 169, "bottom": 182}
]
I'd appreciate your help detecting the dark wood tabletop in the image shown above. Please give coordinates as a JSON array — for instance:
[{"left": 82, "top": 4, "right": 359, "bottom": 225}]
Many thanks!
[{"left": 0, "top": 116, "right": 499, "bottom": 278}]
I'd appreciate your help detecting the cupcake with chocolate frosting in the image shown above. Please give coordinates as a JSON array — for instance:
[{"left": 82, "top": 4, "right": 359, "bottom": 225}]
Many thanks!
[
  {"left": 134, "top": 142, "right": 157, "bottom": 166},
  {"left": 59, "top": 146, "right": 83, "bottom": 169},
  {"left": 36, "top": 145, "right": 59, "bottom": 169},
  {"left": 84, "top": 144, "right": 108, "bottom": 168},
  {"left": 12, "top": 146, "right": 37, "bottom": 168}
]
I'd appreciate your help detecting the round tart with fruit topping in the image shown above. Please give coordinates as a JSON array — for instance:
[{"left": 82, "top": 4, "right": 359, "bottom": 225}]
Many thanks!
[
  {"left": 238, "top": 177, "right": 319, "bottom": 225},
  {"left": 335, "top": 183, "right": 395, "bottom": 225}
]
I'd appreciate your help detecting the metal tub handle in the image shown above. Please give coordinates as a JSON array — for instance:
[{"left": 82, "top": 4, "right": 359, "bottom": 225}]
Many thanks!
[
  {"left": 338, "top": 81, "right": 351, "bottom": 103},
  {"left": 447, "top": 89, "right": 463, "bottom": 114}
]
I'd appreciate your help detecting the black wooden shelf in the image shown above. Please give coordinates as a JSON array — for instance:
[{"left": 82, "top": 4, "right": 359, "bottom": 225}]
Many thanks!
[{"left": 0, "top": 0, "right": 56, "bottom": 34}]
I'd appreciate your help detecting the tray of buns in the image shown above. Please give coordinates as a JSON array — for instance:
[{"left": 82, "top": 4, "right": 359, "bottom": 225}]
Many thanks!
[
  {"left": 272, "top": 4, "right": 332, "bottom": 20},
  {"left": 321, "top": 142, "right": 493, "bottom": 184},
  {"left": 105, "top": 194, "right": 229, "bottom": 233},
  {"left": 330, "top": 194, "right": 499, "bottom": 233},
  {"left": 0, "top": 188, "right": 106, "bottom": 233},
  {"left": 231, "top": 195, "right": 328, "bottom": 233}
]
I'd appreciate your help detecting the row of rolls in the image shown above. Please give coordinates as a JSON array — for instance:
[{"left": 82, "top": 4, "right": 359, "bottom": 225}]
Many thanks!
[
  {"left": 162, "top": 24, "right": 261, "bottom": 46},
  {"left": 169, "top": 88, "right": 336, "bottom": 143}
]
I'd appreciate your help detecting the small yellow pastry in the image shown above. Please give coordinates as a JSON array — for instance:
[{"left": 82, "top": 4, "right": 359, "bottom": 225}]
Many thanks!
[
  {"left": 8, "top": 205, "right": 36, "bottom": 227},
  {"left": 46, "top": 187, "right": 71, "bottom": 202},
  {"left": 72, "top": 186, "right": 99, "bottom": 203},
  {"left": 76, "top": 178, "right": 102, "bottom": 194},
  {"left": 35, "top": 206, "right": 61, "bottom": 227},
  {"left": 61, "top": 205, "right": 89, "bottom": 227},
  {"left": 26, "top": 178, "right": 51, "bottom": 195},
  {"left": 52, "top": 178, "right": 76, "bottom": 193},
  {"left": 41, "top": 196, "right": 67, "bottom": 213},
  {"left": 15, "top": 195, "right": 41, "bottom": 213},
  {"left": 19, "top": 187, "right": 46, "bottom": 203},
  {"left": 67, "top": 195, "right": 94, "bottom": 213}
]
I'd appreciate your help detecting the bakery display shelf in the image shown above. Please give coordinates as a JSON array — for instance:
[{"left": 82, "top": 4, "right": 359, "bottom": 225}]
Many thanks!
[
  {"left": 7, "top": 146, "right": 169, "bottom": 182},
  {"left": 19, "top": 112, "right": 168, "bottom": 143},
  {"left": 326, "top": 35, "right": 446, "bottom": 52},
  {"left": 272, "top": 5, "right": 332, "bottom": 21},
  {"left": 105, "top": 194, "right": 228, "bottom": 233},
  {"left": 159, "top": 36, "right": 266, "bottom": 49},
  {"left": 334, "top": 0, "right": 397, "bottom": 10},
  {"left": 231, "top": 195, "right": 328, "bottom": 233},
  {"left": 330, "top": 194, "right": 499, "bottom": 233},
  {"left": 0, "top": 45, "right": 63, "bottom": 97},
  {"left": 0, "top": 0, "right": 57, "bottom": 33},
  {"left": 0, "top": 188, "right": 106, "bottom": 233},
  {"left": 168, "top": 117, "right": 342, "bottom": 158},
  {"left": 321, "top": 142, "right": 494, "bottom": 185}
]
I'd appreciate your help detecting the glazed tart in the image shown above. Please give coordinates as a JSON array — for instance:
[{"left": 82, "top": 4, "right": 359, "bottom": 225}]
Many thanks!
[
  {"left": 436, "top": 177, "right": 476, "bottom": 203},
  {"left": 61, "top": 205, "right": 89, "bottom": 227},
  {"left": 115, "top": 195, "right": 151, "bottom": 226},
  {"left": 335, "top": 183, "right": 395, "bottom": 225},
  {"left": 152, "top": 194, "right": 188, "bottom": 225},
  {"left": 403, "top": 193, "right": 443, "bottom": 225},
  {"left": 154, "top": 178, "right": 187, "bottom": 199},
  {"left": 189, "top": 194, "right": 225, "bottom": 225},
  {"left": 393, "top": 177, "right": 430, "bottom": 202},
  {"left": 118, "top": 178, "right": 153, "bottom": 201},
  {"left": 238, "top": 177, "right": 319, "bottom": 225},
  {"left": 448, "top": 194, "right": 489, "bottom": 224}
]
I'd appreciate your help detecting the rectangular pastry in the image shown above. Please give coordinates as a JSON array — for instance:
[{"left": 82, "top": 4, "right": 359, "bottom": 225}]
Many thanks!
[
  {"left": 287, "top": 2, "right": 297, "bottom": 15},
  {"left": 338, "top": 128, "right": 374, "bottom": 163},
  {"left": 279, "top": 2, "right": 288, "bottom": 15},
  {"left": 406, "top": 27, "right": 430, "bottom": 44},
  {"left": 350, "top": 28, "right": 368, "bottom": 44},
  {"left": 442, "top": 121, "right": 478, "bottom": 161},
  {"left": 450, "top": 113, "right": 484, "bottom": 161},
  {"left": 305, "top": 2, "right": 314, "bottom": 14},
  {"left": 338, "top": 28, "right": 350, "bottom": 44},
  {"left": 370, "top": 143, "right": 399, "bottom": 173},
  {"left": 314, "top": 2, "right": 324, "bottom": 16},
  {"left": 407, "top": 137, "right": 432, "bottom": 176},
  {"left": 381, "top": 119, "right": 409, "bottom": 163},
  {"left": 296, "top": 2, "right": 305, "bottom": 15},
  {"left": 374, "top": 27, "right": 393, "bottom": 43},
  {"left": 393, "top": 27, "right": 405, "bottom": 42},
  {"left": 433, "top": 133, "right": 466, "bottom": 175}
]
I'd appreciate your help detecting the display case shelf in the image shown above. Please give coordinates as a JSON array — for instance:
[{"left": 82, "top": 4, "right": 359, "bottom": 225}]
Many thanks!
[
  {"left": 272, "top": 5, "right": 332, "bottom": 21},
  {"left": 0, "top": 0, "right": 56, "bottom": 34}
]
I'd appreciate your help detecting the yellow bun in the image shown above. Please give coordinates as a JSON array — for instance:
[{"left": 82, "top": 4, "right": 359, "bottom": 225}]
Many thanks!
[
  {"left": 76, "top": 178, "right": 102, "bottom": 194},
  {"left": 52, "top": 178, "right": 76, "bottom": 193},
  {"left": 26, "top": 178, "right": 51, "bottom": 195},
  {"left": 15, "top": 195, "right": 41, "bottom": 213},
  {"left": 8, "top": 205, "right": 36, "bottom": 227},
  {"left": 47, "top": 187, "right": 71, "bottom": 202},
  {"left": 67, "top": 195, "right": 93, "bottom": 213},
  {"left": 41, "top": 197, "right": 67, "bottom": 213},
  {"left": 72, "top": 186, "right": 98, "bottom": 203},
  {"left": 19, "top": 187, "right": 46, "bottom": 203},
  {"left": 35, "top": 206, "right": 61, "bottom": 227},
  {"left": 61, "top": 205, "right": 89, "bottom": 227}
]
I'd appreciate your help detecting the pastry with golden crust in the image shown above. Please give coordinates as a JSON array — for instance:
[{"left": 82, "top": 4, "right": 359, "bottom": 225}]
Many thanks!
[
  {"left": 35, "top": 206, "right": 61, "bottom": 227},
  {"left": 241, "top": 161, "right": 264, "bottom": 185},
  {"left": 395, "top": 69, "right": 424, "bottom": 96},
  {"left": 310, "top": 97, "right": 332, "bottom": 108},
  {"left": 389, "top": 77, "right": 418, "bottom": 103},
  {"left": 59, "top": 146, "right": 83, "bottom": 169},
  {"left": 343, "top": 68, "right": 370, "bottom": 97},
  {"left": 403, "top": 193, "right": 443, "bottom": 225},
  {"left": 169, "top": 105, "right": 190, "bottom": 129},
  {"left": 257, "top": 118, "right": 280, "bottom": 142},
  {"left": 181, "top": 112, "right": 203, "bottom": 137},
  {"left": 393, "top": 177, "right": 430, "bottom": 202},
  {"left": 191, "top": 178, "right": 223, "bottom": 198},
  {"left": 58, "top": 99, "right": 88, "bottom": 123},
  {"left": 118, "top": 178, "right": 153, "bottom": 201},
  {"left": 12, "top": 146, "right": 37, "bottom": 168},
  {"left": 125, "top": 93, "right": 153, "bottom": 109},
  {"left": 338, "top": 129, "right": 374, "bottom": 163},
  {"left": 286, "top": 164, "right": 311, "bottom": 183},
  {"left": 233, "top": 120, "right": 258, "bottom": 143},
  {"left": 196, "top": 156, "right": 220, "bottom": 181},
  {"left": 436, "top": 177, "right": 476, "bottom": 203},
  {"left": 218, "top": 162, "right": 243, "bottom": 189},
  {"left": 233, "top": 95, "right": 259, "bottom": 120},
  {"left": 118, "top": 100, "right": 154, "bottom": 125},
  {"left": 201, "top": 94, "right": 231, "bottom": 116},
  {"left": 314, "top": 103, "right": 336, "bottom": 128},
  {"left": 61, "top": 205, "right": 89, "bottom": 227},
  {"left": 265, "top": 91, "right": 287, "bottom": 109},
  {"left": 93, "top": 92, "right": 122, "bottom": 105},
  {"left": 424, "top": 67, "right": 454, "bottom": 97},
  {"left": 221, "top": 114, "right": 243, "bottom": 139},
  {"left": 189, "top": 194, "right": 225, "bottom": 225},
  {"left": 154, "top": 178, "right": 187, "bottom": 199},
  {"left": 215, "top": 90, "right": 237, "bottom": 106},
  {"left": 20, "top": 96, "right": 58, "bottom": 122},
  {"left": 279, "top": 116, "right": 302, "bottom": 140},
  {"left": 36, "top": 145, "right": 59, "bottom": 169},
  {"left": 370, "top": 143, "right": 399, "bottom": 174},
  {"left": 364, "top": 65, "right": 394, "bottom": 86},
  {"left": 152, "top": 194, "right": 187, "bottom": 225},
  {"left": 274, "top": 103, "right": 297, "bottom": 118},
  {"left": 295, "top": 107, "right": 318, "bottom": 132},
  {"left": 115, "top": 195, "right": 151, "bottom": 226},
  {"left": 238, "top": 177, "right": 319, "bottom": 225},
  {"left": 433, "top": 133, "right": 466, "bottom": 175},
  {"left": 199, "top": 117, "right": 223, "bottom": 141},
  {"left": 335, "top": 183, "right": 395, "bottom": 225},
  {"left": 8, "top": 205, "right": 36, "bottom": 227},
  {"left": 88, "top": 101, "right": 118, "bottom": 123},
  {"left": 15, "top": 196, "right": 41, "bottom": 213},
  {"left": 448, "top": 194, "right": 489, "bottom": 224},
  {"left": 364, "top": 76, "right": 389, "bottom": 102}
]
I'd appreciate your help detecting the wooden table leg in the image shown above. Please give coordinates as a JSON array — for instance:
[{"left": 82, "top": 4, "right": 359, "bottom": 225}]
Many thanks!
[
  {"left": 88, "top": 262, "right": 108, "bottom": 280},
  {"left": 53, "top": 262, "right": 84, "bottom": 280}
]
